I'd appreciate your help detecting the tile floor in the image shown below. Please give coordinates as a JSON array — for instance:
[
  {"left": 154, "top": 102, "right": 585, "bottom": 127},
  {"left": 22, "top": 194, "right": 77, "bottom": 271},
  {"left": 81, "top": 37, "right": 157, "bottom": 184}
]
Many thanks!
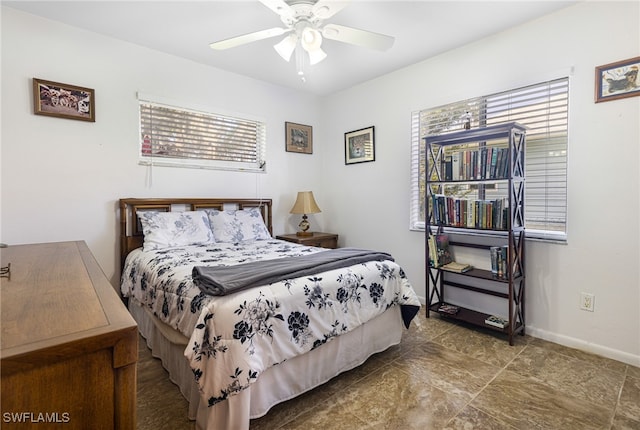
[{"left": 137, "top": 314, "right": 640, "bottom": 430}]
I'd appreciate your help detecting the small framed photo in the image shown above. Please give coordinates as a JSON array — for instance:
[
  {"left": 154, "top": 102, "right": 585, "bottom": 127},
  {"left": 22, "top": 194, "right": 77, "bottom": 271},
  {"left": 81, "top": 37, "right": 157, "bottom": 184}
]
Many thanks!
[
  {"left": 33, "top": 78, "right": 95, "bottom": 122},
  {"left": 345, "top": 126, "right": 375, "bottom": 165},
  {"left": 595, "top": 56, "right": 640, "bottom": 103},
  {"left": 285, "top": 122, "right": 312, "bottom": 154}
]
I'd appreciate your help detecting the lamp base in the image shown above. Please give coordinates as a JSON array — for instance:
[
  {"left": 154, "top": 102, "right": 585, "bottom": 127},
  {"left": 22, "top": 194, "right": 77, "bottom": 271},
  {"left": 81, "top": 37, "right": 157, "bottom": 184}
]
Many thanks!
[{"left": 296, "top": 231, "right": 313, "bottom": 237}]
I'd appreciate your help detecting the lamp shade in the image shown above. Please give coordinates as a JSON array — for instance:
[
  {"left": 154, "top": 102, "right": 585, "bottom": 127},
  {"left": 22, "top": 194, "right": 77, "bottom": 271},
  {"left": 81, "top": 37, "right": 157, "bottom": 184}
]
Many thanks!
[{"left": 290, "top": 191, "right": 321, "bottom": 214}]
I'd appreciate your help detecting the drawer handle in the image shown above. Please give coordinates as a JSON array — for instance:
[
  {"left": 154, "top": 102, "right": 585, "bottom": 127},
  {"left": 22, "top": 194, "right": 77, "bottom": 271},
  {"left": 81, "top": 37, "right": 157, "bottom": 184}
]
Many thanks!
[{"left": 0, "top": 263, "right": 10, "bottom": 279}]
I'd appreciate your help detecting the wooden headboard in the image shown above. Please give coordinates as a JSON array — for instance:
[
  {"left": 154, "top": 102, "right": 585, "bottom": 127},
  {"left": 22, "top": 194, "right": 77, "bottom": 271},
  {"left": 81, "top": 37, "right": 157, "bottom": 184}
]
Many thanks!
[{"left": 119, "top": 198, "right": 273, "bottom": 271}]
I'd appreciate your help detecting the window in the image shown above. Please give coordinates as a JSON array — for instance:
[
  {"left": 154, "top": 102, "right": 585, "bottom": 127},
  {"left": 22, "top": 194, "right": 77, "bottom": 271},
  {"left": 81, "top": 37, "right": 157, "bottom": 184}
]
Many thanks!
[
  {"left": 138, "top": 95, "right": 266, "bottom": 172},
  {"left": 410, "top": 77, "right": 569, "bottom": 241}
]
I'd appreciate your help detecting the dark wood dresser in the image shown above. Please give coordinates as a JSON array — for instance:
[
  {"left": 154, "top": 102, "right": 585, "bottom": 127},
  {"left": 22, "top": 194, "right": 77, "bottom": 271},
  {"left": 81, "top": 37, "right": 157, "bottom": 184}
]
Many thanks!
[{"left": 1, "top": 241, "right": 138, "bottom": 429}]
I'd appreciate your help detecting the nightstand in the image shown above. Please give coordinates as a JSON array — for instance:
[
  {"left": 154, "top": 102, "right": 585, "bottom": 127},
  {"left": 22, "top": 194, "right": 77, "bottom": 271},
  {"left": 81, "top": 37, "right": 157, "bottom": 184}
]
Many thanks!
[{"left": 276, "top": 232, "right": 338, "bottom": 249}]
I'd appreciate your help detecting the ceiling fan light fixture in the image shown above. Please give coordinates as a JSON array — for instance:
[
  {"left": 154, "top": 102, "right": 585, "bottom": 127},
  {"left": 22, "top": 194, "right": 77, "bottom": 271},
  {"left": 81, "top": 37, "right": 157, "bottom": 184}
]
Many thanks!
[
  {"left": 306, "top": 46, "right": 327, "bottom": 65},
  {"left": 299, "top": 26, "right": 326, "bottom": 65},
  {"left": 274, "top": 33, "right": 297, "bottom": 62},
  {"left": 300, "top": 27, "right": 322, "bottom": 51}
]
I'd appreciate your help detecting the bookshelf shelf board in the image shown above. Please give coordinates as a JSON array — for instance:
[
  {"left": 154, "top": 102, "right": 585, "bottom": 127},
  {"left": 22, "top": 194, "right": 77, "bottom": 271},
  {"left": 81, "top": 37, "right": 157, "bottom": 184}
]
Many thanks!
[
  {"left": 439, "top": 267, "right": 523, "bottom": 283},
  {"left": 429, "top": 177, "right": 523, "bottom": 184},
  {"left": 423, "top": 122, "right": 526, "bottom": 146},
  {"left": 429, "top": 302, "right": 525, "bottom": 336}
]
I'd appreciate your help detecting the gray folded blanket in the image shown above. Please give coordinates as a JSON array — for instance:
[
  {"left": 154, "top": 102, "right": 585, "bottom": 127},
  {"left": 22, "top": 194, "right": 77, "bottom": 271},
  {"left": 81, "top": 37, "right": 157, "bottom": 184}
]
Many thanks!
[{"left": 192, "top": 247, "right": 394, "bottom": 296}]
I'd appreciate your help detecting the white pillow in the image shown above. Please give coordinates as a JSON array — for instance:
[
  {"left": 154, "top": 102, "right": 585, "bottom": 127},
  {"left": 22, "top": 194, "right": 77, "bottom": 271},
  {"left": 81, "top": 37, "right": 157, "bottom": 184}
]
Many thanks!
[
  {"left": 206, "top": 208, "right": 271, "bottom": 243},
  {"left": 138, "top": 211, "right": 214, "bottom": 251}
]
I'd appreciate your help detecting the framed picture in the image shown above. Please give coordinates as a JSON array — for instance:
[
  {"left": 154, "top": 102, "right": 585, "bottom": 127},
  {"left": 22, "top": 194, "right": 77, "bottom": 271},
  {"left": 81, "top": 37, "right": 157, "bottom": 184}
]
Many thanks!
[
  {"left": 595, "top": 56, "right": 640, "bottom": 103},
  {"left": 345, "top": 126, "right": 375, "bottom": 165},
  {"left": 33, "top": 78, "right": 95, "bottom": 122},
  {"left": 285, "top": 122, "right": 313, "bottom": 154}
]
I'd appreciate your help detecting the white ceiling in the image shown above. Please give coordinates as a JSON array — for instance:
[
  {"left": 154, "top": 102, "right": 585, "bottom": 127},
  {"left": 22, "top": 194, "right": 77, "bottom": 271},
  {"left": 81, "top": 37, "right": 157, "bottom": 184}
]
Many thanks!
[{"left": 4, "top": 0, "right": 577, "bottom": 95}]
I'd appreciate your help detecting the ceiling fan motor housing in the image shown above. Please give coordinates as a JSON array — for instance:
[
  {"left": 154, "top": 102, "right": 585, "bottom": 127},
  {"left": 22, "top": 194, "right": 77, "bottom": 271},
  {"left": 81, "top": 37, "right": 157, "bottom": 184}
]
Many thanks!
[{"left": 280, "top": 1, "right": 324, "bottom": 27}]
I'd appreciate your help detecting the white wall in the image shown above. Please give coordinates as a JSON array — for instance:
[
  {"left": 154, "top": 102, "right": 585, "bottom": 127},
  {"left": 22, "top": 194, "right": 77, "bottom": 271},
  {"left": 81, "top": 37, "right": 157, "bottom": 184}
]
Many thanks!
[
  {"left": 320, "top": 1, "right": 639, "bottom": 365},
  {"left": 1, "top": 7, "right": 327, "bottom": 286},
  {"left": 2, "top": 2, "right": 639, "bottom": 366}
]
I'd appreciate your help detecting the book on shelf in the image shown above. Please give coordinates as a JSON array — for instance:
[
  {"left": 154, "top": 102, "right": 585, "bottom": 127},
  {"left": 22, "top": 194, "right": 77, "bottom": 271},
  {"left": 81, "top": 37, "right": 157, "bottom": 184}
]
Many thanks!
[
  {"left": 489, "top": 147, "right": 498, "bottom": 178},
  {"left": 451, "top": 152, "right": 461, "bottom": 180},
  {"left": 444, "top": 155, "right": 453, "bottom": 181},
  {"left": 427, "top": 233, "right": 437, "bottom": 268},
  {"left": 438, "top": 304, "right": 460, "bottom": 315},
  {"left": 440, "top": 261, "right": 473, "bottom": 273},
  {"left": 435, "top": 233, "right": 453, "bottom": 267},
  {"left": 485, "top": 315, "right": 508, "bottom": 329},
  {"left": 490, "top": 245, "right": 509, "bottom": 279},
  {"left": 489, "top": 245, "right": 521, "bottom": 279},
  {"left": 490, "top": 246, "right": 499, "bottom": 276},
  {"left": 427, "top": 231, "right": 453, "bottom": 268}
]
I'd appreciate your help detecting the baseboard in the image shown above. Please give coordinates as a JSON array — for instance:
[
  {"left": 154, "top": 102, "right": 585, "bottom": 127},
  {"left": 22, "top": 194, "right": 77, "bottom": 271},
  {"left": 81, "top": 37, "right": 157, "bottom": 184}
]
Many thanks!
[{"left": 527, "top": 326, "right": 640, "bottom": 367}]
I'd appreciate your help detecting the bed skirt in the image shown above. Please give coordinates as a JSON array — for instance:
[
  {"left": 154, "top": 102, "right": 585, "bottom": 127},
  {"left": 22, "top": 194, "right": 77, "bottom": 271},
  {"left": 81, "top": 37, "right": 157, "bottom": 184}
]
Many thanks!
[{"left": 129, "top": 298, "right": 404, "bottom": 430}]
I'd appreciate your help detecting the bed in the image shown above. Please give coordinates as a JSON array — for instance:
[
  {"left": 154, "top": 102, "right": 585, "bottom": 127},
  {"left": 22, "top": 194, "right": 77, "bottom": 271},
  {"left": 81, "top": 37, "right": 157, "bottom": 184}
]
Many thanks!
[{"left": 119, "top": 197, "right": 421, "bottom": 430}]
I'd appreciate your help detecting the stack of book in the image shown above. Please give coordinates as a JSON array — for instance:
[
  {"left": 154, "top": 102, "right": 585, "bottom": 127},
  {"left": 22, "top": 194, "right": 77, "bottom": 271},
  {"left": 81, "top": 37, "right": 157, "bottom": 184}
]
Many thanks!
[
  {"left": 440, "top": 261, "right": 473, "bottom": 273},
  {"left": 438, "top": 304, "right": 460, "bottom": 315},
  {"left": 484, "top": 315, "right": 508, "bottom": 328}
]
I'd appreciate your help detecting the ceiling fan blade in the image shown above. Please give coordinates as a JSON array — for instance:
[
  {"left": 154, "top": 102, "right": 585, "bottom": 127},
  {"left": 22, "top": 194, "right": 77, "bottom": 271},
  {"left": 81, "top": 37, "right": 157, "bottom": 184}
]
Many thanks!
[
  {"left": 210, "top": 27, "right": 289, "bottom": 50},
  {"left": 312, "top": 0, "right": 350, "bottom": 20},
  {"left": 258, "top": 0, "right": 295, "bottom": 19},
  {"left": 322, "top": 23, "right": 394, "bottom": 51}
]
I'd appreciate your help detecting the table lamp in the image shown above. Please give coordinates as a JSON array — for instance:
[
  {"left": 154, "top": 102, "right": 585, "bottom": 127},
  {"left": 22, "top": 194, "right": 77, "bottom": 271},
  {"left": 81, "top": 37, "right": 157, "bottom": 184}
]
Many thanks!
[{"left": 290, "top": 191, "right": 321, "bottom": 237}]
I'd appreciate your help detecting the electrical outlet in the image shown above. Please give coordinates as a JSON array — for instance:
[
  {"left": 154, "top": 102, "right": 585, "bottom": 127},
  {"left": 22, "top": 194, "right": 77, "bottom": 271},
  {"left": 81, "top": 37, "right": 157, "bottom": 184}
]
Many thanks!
[{"left": 580, "top": 292, "right": 595, "bottom": 312}]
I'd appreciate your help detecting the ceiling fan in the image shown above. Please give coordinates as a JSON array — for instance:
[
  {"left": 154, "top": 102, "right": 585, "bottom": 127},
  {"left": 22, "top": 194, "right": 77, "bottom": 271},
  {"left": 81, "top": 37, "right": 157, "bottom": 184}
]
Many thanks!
[{"left": 209, "top": 0, "right": 394, "bottom": 78}]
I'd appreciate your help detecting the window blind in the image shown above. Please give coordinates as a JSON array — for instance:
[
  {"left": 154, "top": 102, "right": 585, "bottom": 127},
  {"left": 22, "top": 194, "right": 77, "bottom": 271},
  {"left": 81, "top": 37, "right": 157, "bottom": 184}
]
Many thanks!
[
  {"left": 410, "top": 77, "right": 569, "bottom": 241},
  {"left": 139, "top": 100, "right": 266, "bottom": 172},
  {"left": 409, "top": 110, "right": 424, "bottom": 230}
]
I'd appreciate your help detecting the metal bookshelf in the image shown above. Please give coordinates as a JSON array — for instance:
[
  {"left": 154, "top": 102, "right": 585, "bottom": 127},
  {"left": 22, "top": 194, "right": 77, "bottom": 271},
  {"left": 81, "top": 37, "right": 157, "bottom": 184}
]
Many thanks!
[{"left": 424, "top": 122, "right": 526, "bottom": 345}]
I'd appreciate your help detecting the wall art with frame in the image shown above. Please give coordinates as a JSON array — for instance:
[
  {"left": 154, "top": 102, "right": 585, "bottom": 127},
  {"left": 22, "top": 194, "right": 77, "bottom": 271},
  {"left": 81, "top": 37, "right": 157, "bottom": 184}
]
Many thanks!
[
  {"left": 595, "top": 56, "right": 640, "bottom": 103},
  {"left": 33, "top": 78, "right": 95, "bottom": 122},
  {"left": 345, "top": 126, "right": 375, "bottom": 165},
  {"left": 285, "top": 122, "right": 313, "bottom": 154}
]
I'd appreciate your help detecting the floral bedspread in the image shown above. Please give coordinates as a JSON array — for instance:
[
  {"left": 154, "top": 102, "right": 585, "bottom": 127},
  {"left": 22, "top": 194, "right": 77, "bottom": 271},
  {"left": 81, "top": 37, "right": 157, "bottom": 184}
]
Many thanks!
[{"left": 121, "top": 239, "right": 420, "bottom": 407}]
